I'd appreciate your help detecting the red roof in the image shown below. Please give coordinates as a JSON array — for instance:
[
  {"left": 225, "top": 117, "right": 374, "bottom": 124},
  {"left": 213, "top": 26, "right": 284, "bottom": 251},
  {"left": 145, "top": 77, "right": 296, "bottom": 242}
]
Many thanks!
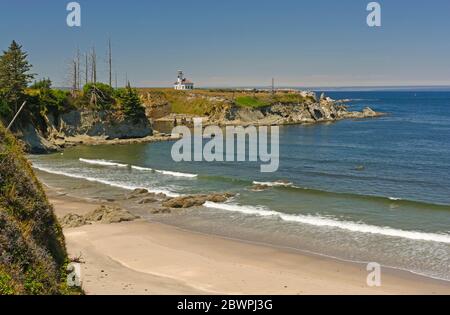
[{"left": 174, "top": 78, "right": 194, "bottom": 85}]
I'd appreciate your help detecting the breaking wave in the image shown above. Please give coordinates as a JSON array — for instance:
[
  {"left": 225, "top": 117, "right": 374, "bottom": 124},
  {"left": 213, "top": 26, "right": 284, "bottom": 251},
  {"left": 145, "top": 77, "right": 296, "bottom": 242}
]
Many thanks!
[
  {"left": 33, "top": 165, "right": 180, "bottom": 197},
  {"left": 204, "top": 202, "right": 450, "bottom": 244},
  {"left": 80, "top": 158, "right": 197, "bottom": 178}
]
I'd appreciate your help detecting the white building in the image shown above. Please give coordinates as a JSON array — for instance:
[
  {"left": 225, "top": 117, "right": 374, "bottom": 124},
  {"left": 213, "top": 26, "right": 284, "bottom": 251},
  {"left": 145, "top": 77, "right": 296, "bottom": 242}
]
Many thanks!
[{"left": 174, "top": 70, "right": 194, "bottom": 90}]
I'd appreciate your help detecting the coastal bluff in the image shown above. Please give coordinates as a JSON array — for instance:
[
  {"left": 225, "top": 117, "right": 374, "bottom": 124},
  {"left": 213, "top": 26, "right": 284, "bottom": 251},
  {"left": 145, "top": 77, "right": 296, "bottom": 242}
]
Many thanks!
[
  {"left": 208, "top": 102, "right": 381, "bottom": 126},
  {"left": 14, "top": 89, "right": 383, "bottom": 153},
  {"left": 0, "top": 123, "right": 74, "bottom": 294},
  {"left": 142, "top": 89, "right": 383, "bottom": 127},
  {"left": 17, "top": 110, "right": 153, "bottom": 154}
]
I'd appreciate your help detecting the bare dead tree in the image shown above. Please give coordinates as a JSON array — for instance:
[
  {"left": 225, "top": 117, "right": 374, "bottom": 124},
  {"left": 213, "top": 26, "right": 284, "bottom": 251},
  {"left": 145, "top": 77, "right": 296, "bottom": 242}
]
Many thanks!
[
  {"left": 108, "top": 38, "right": 112, "bottom": 87},
  {"left": 90, "top": 46, "right": 97, "bottom": 84},
  {"left": 71, "top": 59, "right": 77, "bottom": 94},
  {"left": 85, "top": 52, "right": 89, "bottom": 85},
  {"left": 77, "top": 48, "right": 81, "bottom": 90}
]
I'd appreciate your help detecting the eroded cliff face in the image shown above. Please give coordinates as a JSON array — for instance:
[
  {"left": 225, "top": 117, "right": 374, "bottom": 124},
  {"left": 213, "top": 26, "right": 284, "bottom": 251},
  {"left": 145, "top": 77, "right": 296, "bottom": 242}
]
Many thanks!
[
  {"left": 47, "top": 110, "right": 152, "bottom": 139},
  {"left": 18, "top": 110, "right": 153, "bottom": 154},
  {"left": 209, "top": 102, "right": 382, "bottom": 126}
]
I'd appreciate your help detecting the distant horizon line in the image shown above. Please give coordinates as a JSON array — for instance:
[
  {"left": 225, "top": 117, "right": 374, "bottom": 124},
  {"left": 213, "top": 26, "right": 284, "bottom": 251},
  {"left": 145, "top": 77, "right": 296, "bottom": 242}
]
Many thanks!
[{"left": 54, "top": 84, "right": 450, "bottom": 92}]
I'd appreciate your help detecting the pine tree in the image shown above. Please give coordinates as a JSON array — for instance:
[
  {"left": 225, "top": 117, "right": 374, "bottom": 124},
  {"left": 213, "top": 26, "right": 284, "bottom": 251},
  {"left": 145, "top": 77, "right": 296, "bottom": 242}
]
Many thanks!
[
  {"left": 0, "top": 41, "right": 35, "bottom": 114},
  {"left": 119, "top": 84, "right": 145, "bottom": 121}
]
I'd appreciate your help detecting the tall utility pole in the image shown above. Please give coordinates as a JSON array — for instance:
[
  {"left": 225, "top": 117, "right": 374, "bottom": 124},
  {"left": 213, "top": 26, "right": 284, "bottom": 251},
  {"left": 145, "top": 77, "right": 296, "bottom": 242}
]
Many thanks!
[
  {"left": 108, "top": 38, "right": 112, "bottom": 87},
  {"left": 271, "top": 78, "right": 275, "bottom": 94}
]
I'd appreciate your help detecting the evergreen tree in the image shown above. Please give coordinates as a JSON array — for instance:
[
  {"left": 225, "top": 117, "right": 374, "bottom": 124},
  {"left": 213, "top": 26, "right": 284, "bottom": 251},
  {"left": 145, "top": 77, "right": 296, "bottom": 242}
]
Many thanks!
[
  {"left": 118, "top": 84, "right": 145, "bottom": 121},
  {"left": 0, "top": 41, "right": 35, "bottom": 115},
  {"left": 30, "top": 77, "right": 52, "bottom": 90}
]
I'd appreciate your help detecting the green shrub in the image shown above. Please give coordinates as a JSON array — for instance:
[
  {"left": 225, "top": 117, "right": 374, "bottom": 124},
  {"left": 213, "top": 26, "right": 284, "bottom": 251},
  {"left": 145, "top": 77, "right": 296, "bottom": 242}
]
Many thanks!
[
  {"left": 30, "top": 78, "right": 52, "bottom": 90},
  {"left": 0, "top": 271, "right": 16, "bottom": 295},
  {"left": 0, "top": 123, "right": 72, "bottom": 295},
  {"left": 116, "top": 86, "right": 145, "bottom": 121},
  {"left": 235, "top": 96, "right": 269, "bottom": 108},
  {"left": 82, "top": 83, "right": 115, "bottom": 110}
]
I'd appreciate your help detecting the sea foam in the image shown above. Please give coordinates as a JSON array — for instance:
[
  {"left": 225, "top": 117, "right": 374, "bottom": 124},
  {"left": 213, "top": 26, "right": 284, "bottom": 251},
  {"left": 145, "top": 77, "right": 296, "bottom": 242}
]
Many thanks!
[
  {"left": 204, "top": 202, "right": 450, "bottom": 244},
  {"left": 79, "top": 158, "right": 128, "bottom": 168},
  {"left": 253, "top": 181, "right": 293, "bottom": 187},
  {"left": 33, "top": 165, "right": 180, "bottom": 197},
  {"left": 79, "top": 158, "right": 197, "bottom": 178}
]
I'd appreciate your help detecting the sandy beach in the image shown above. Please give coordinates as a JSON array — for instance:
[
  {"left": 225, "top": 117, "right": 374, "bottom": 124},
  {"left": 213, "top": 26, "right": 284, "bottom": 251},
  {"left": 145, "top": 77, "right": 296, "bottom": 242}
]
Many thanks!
[{"left": 48, "top": 190, "right": 450, "bottom": 295}]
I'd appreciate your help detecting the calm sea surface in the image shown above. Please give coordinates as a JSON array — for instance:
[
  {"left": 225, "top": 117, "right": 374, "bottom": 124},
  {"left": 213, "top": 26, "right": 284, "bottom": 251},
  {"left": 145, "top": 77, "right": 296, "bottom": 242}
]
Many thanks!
[{"left": 31, "top": 91, "right": 450, "bottom": 280}]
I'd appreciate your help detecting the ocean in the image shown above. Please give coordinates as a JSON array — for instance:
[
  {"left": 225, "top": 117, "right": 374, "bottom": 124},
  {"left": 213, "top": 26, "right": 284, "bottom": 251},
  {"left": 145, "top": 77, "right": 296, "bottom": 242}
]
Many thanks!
[{"left": 30, "top": 90, "right": 450, "bottom": 281}]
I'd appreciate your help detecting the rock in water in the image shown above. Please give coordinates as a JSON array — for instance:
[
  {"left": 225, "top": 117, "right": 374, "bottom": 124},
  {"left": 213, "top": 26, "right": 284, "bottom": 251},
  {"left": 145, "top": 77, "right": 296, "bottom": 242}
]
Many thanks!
[{"left": 162, "top": 193, "right": 235, "bottom": 208}]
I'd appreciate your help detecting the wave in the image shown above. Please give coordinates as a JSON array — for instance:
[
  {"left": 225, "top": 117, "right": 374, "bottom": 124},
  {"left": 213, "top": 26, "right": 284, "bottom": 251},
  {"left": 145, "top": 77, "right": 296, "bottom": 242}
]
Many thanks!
[
  {"left": 130, "top": 165, "right": 153, "bottom": 171},
  {"left": 204, "top": 202, "right": 450, "bottom": 244},
  {"left": 80, "top": 158, "right": 197, "bottom": 178},
  {"left": 79, "top": 158, "right": 128, "bottom": 168},
  {"left": 253, "top": 181, "right": 293, "bottom": 187},
  {"left": 201, "top": 174, "right": 450, "bottom": 210},
  {"left": 33, "top": 166, "right": 180, "bottom": 197},
  {"left": 282, "top": 185, "right": 450, "bottom": 210},
  {"left": 155, "top": 169, "right": 197, "bottom": 178},
  {"left": 131, "top": 165, "right": 197, "bottom": 178}
]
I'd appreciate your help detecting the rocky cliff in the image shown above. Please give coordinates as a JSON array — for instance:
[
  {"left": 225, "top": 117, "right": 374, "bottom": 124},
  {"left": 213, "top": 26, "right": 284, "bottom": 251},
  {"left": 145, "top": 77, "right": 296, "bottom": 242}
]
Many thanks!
[
  {"left": 142, "top": 89, "right": 383, "bottom": 128},
  {"left": 209, "top": 101, "right": 382, "bottom": 126},
  {"left": 17, "top": 110, "right": 153, "bottom": 154}
]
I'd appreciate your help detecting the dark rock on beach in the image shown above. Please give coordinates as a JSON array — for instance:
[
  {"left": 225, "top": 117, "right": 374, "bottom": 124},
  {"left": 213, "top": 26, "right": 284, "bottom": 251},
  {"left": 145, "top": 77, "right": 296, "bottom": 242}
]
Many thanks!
[
  {"left": 60, "top": 213, "right": 89, "bottom": 228},
  {"left": 85, "top": 205, "right": 139, "bottom": 224},
  {"left": 162, "top": 193, "right": 235, "bottom": 209},
  {"left": 60, "top": 205, "right": 139, "bottom": 227}
]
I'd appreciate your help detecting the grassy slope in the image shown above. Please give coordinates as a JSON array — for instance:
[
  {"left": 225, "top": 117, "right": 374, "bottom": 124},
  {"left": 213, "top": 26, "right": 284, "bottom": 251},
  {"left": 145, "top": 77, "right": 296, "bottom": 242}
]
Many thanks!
[
  {"left": 0, "top": 123, "right": 73, "bottom": 295},
  {"left": 138, "top": 88, "right": 314, "bottom": 115}
]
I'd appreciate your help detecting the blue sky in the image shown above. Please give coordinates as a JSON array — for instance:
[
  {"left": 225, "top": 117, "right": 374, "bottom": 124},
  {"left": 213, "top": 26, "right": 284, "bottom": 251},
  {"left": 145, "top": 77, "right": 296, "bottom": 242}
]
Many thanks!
[{"left": 1, "top": 0, "right": 450, "bottom": 87}]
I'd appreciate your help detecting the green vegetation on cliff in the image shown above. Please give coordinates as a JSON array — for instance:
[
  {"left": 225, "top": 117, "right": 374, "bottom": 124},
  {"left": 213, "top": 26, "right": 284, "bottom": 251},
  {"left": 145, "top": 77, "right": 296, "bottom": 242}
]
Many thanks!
[
  {"left": 0, "top": 41, "right": 146, "bottom": 130},
  {"left": 0, "top": 123, "right": 76, "bottom": 294},
  {"left": 235, "top": 96, "right": 269, "bottom": 108},
  {"left": 138, "top": 88, "right": 316, "bottom": 116}
]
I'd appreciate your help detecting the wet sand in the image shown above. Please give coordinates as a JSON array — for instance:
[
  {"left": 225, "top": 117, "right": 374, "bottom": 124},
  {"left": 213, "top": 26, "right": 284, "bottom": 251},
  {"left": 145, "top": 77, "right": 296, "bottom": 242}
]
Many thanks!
[{"left": 49, "top": 191, "right": 450, "bottom": 295}]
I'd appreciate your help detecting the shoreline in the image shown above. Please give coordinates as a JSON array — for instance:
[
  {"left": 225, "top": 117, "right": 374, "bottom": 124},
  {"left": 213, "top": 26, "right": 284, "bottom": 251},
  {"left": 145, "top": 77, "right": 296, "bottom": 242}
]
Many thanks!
[
  {"left": 46, "top": 188, "right": 450, "bottom": 295},
  {"left": 28, "top": 113, "right": 384, "bottom": 154}
]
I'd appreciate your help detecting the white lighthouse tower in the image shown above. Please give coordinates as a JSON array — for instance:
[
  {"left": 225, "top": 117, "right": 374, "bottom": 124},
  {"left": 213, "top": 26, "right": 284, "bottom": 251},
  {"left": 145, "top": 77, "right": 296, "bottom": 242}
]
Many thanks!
[{"left": 174, "top": 70, "right": 194, "bottom": 90}]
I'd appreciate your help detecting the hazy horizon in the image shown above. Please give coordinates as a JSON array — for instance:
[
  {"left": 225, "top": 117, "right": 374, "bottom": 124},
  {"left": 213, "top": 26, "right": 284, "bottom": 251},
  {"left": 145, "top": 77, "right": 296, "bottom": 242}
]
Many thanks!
[{"left": 2, "top": 0, "right": 450, "bottom": 88}]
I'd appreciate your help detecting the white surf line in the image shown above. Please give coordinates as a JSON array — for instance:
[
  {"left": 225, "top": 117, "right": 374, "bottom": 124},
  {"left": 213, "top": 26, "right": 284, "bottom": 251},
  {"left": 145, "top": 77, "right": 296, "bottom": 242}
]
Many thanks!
[
  {"left": 204, "top": 202, "right": 450, "bottom": 244},
  {"left": 131, "top": 165, "right": 198, "bottom": 178},
  {"left": 79, "top": 158, "right": 128, "bottom": 168},
  {"left": 33, "top": 165, "right": 180, "bottom": 197},
  {"left": 253, "top": 181, "right": 293, "bottom": 187},
  {"left": 80, "top": 158, "right": 198, "bottom": 178}
]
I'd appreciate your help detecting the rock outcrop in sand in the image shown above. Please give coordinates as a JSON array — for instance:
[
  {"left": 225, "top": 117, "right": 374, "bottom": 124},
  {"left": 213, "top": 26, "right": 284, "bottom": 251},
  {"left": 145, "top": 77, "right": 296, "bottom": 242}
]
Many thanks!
[{"left": 60, "top": 205, "right": 139, "bottom": 228}]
